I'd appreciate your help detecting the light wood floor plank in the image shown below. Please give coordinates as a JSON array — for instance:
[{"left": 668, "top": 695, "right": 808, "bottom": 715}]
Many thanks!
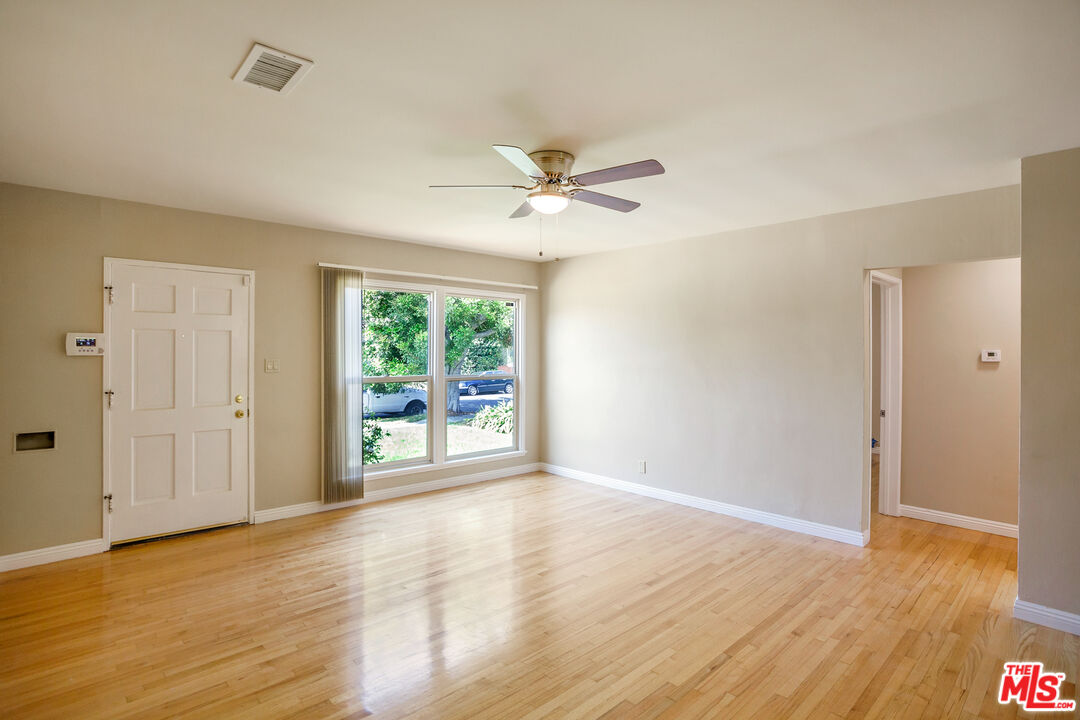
[{"left": 1, "top": 472, "right": 1076, "bottom": 719}]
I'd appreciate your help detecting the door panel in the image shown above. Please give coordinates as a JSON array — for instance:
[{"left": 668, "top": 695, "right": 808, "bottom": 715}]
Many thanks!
[
  {"left": 133, "top": 282, "right": 177, "bottom": 313},
  {"left": 193, "top": 330, "right": 231, "bottom": 407},
  {"left": 132, "top": 433, "right": 176, "bottom": 503},
  {"left": 193, "top": 429, "right": 231, "bottom": 494},
  {"left": 108, "top": 262, "right": 250, "bottom": 543},
  {"left": 133, "top": 329, "right": 176, "bottom": 409},
  {"left": 194, "top": 285, "right": 232, "bottom": 315}
]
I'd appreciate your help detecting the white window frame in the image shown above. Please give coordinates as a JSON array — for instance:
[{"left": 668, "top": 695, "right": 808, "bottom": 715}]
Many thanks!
[
  {"left": 361, "top": 278, "right": 525, "bottom": 480},
  {"left": 357, "top": 285, "right": 435, "bottom": 472}
]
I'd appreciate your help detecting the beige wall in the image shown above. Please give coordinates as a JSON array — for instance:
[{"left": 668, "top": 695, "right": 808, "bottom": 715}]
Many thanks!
[
  {"left": 899, "top": 259, "right": 1020, "bottom": 524},
  {"left": 541, "top": 186, "right": 1020, "bottom": 533},
  {"left": 0, "top": 183, "right": 541, "bottom": 556},
  {"left": 1019, "top": 147, "right": 1080, "bottom": 616}
]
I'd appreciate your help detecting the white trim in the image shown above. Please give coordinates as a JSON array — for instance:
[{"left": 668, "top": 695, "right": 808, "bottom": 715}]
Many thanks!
[
  {"left": 103, "top": 260, "right": 113, "bottom": 546},
  {"left": 104, "top": 257, "right": 255, "bottom": 276},
  {"left": 899, "top": 504, "right": 1018, "bottom": 538},
  {"left": 365, "top": 449, "right": 528, "bottom": 481},
  {"left": 541, "top": 464, "right": 868, "bottom": 547},
  {"left": 254, "top": 463, "right": 541, "bottom": 524},
  {"left": 247, "top": 271, "right": 256, "bottom": 524},
  {"left": 0, "top": 539, "right": 107, "bottom": 573},
  {"left": 317, "top": 262, "right": 538, "bottom": 290},
  {"left": 869, "top": 271, "right": 902, "bottom": 519},
  {"left": 432, "top": 279, "right": 446, "bottom": 466},
  {"left": 1013, "top": 599, "right": 1080, "bottom": 636}
]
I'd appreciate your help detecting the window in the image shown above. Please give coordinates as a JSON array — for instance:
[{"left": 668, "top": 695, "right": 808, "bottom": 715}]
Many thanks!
[
  {"left": 359, "top": 281, "right": 523, "bottom": 473},
  {"left": 445, "top": 295, "right": 517, "bottom": 460},
  {"left": 360, "top": 288, "right": 432, "bottom": 468}
]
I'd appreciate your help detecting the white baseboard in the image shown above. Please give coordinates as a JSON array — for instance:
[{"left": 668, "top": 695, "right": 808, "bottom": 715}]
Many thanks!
[
  {"left": 1014, "top": 599, "right": 1080, "bottom": 636},
  {"left": 0, "top": 464, "right": 542, "bottom": 571},
  {"left": 254, "top": 462, "right": 541, "bottom": 524},
  {"left": 899, "top": 504, "right": 1017, "bottom": 538},
  {"left": 540, "top": 463, "right": 867, "bottom": 547},
  {"left": 0, "top": 538, "right": 107, "bottom": 573}
]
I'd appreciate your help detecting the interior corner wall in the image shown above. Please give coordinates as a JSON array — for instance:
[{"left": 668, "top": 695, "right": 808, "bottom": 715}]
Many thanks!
[
  {"left": 899, "top": 259, "right": 1020, "bottom": 524},
  {"left": 540, "top": 186, "right": 1019, "bottom": 534},
  {"left": 1019, "top": 147, "right": 1080, "bottom": 616},
  {"left": 0, "top": 182, "right": 541, "bottom": 557}
]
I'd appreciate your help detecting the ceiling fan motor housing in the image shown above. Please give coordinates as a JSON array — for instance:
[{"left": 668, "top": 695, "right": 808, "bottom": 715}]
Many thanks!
[{"left": 528, "top": 150, "right": 575, "bottom": 181}]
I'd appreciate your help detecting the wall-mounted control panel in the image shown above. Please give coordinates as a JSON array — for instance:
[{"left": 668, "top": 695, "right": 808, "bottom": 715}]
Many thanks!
[
  {"left": 981, "top": 348, "right": 1001, "bottom": 363},
  {"left": 66, "top": 333, "right": 105, "bottom": 356}
]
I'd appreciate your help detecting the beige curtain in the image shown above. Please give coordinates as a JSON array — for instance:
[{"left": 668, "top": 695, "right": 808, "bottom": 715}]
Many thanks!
[{"left": 322, "top": 267, "right": 364, "bottom": 503}]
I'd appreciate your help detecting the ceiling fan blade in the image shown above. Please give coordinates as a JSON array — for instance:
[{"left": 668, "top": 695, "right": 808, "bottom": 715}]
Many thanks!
[
  {"left": 509, "top": 201, "right": 534, "bottom": 219},
  {"left": 572, "top": 190, "right": 640, "bottom": 213},
  {"left": 493, "top": 145, "right": 547, "bottom": 179},
  {"left": 570, "top": 159, "right": 664, "bottom": 187},
  {"left": 429, "top": 184, "right": 530, "bottom": 189}
]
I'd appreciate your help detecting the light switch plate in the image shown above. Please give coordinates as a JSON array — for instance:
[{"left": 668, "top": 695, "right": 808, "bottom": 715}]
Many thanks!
[
  {"left": 980, "top": 349, "right": 1001, "bottom": 363},
  {"left": 264, "top": 358, "right": 280, "bottom": 373}
]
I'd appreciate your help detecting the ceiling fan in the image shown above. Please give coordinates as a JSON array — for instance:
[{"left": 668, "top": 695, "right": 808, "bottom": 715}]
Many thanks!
[{"left": 431, "top": 145, "right": 665, "bottom": 218}]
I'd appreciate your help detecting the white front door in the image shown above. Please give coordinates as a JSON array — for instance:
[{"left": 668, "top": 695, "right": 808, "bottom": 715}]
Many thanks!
[{"left": 106, "top": 260, "right": 251, "bottom": 543}]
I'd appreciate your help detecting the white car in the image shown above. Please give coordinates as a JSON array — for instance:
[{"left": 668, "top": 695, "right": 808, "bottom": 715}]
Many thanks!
[{"left": 363, "top": 386, "right": 427, "bottom": 415}]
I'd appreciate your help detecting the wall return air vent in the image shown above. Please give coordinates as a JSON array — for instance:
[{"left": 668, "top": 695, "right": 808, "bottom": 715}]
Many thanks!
[{"left": 233, "top": 43, "right": 313, "bottom": 95}]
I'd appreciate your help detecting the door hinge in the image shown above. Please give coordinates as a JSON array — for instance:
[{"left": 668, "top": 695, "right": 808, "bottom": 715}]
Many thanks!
[
  {"left": 104, "top": 494, "right": 113, "bottom": 513},
  {"left": 104, "top": 285, "right": 115, "bottom": 304},
  {"left": 105, "top": 390, "right": 115, "bottom": 408},
  {"left": 880, "top": 409, "right": 886, "bottom": 417}
]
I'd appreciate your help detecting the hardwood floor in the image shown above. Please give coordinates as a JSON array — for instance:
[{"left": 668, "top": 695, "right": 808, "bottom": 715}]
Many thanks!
[{"left": 1, "top": 472, "right": 1076, "bottom": 719}]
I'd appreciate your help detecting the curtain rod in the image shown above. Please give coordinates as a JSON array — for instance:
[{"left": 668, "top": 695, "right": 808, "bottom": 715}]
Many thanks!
[{"left": 316, "top": 262, "right": 538, "bottom": 290}]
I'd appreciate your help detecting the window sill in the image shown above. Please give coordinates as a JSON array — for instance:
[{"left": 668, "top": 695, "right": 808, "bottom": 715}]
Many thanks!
[{"left": 363, "top": 449, "right": 527, "bottom": 481}]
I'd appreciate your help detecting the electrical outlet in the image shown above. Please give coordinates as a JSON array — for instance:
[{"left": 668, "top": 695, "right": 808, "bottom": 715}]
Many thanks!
[
  {"left": 638, "top": 460, "right": 647, "bottom": 474},
  {"left": 264, "top": 358, "right": 280, "bottom": 373}
]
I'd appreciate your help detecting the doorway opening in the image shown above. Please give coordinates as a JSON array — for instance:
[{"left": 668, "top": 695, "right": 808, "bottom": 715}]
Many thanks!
[
  {"left": 870, "top": 271, "right": 902, "bottom": 525},
  {"left": 867, "top": 259, "right": 1021, "bottom": 541}
]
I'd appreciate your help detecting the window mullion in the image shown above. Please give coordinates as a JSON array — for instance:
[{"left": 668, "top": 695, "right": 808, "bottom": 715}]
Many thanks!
[{"left": 433, "top": 288, "right": 446, "bottom": 465}]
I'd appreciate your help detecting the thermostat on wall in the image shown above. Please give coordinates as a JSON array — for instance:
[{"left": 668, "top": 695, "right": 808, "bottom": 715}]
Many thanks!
[
  {"left": 981, "top": 348, "right": 1001, "bottom": 363},
  {"left": 66, "top": 333, "right": 105, "bottom": 356}
]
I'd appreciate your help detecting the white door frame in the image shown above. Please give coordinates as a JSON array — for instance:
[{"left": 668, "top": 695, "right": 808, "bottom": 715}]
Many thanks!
[
  {"left": 102, "top": 257, "right": 256, "bottom": 546},
  {"left": 870, "top": 271, "right": 902, "bottom": 517}
]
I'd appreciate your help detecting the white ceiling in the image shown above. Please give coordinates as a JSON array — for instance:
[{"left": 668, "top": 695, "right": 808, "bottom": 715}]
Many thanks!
[{"left": 1, "top": 1, "right": 1078, "bottom": 260}]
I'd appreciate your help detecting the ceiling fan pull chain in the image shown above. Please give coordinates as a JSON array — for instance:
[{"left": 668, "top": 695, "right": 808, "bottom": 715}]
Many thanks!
[{"left": 553, "top": 211, "right": 560, "bottom": 258}]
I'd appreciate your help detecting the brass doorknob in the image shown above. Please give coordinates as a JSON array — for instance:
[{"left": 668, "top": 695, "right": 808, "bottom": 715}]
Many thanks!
[
  {"left": 234, "top": 394, "right": 244, "bottom": 404},
  {"left": 235, "top": 409, "right": 246, "bottom": 418}
]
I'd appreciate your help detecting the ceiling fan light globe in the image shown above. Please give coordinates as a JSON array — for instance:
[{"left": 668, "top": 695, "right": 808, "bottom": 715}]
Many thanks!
[{"left": 526, "top": 191, "right": 571, "bottom": 215}]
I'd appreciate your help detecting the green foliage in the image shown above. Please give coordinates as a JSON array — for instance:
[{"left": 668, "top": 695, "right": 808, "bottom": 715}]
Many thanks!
[
  {"left": 360, "top": 290, "right": 514, "bottom": 415},
  {"left": 471, "top": 401, "right": 514, "bottom": 434},
  {"left": 444, "top": 297, "right": 514, "bottom": 374},
  {"left": 362, "top": 290, "right": 429, "bottom": 377},
  {"left": 363, "top": 417, "right": 387, "bottom": 465}
]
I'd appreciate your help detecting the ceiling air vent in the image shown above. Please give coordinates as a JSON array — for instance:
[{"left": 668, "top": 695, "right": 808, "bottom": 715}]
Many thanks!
[{"left": 233, "top": 43, "right": 313, "bottom": 95}]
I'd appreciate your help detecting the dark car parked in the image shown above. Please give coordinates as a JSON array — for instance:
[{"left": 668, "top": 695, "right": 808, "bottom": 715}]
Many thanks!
[{"left": 459, "top": 371, "right": 514, "bottom": 396}]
